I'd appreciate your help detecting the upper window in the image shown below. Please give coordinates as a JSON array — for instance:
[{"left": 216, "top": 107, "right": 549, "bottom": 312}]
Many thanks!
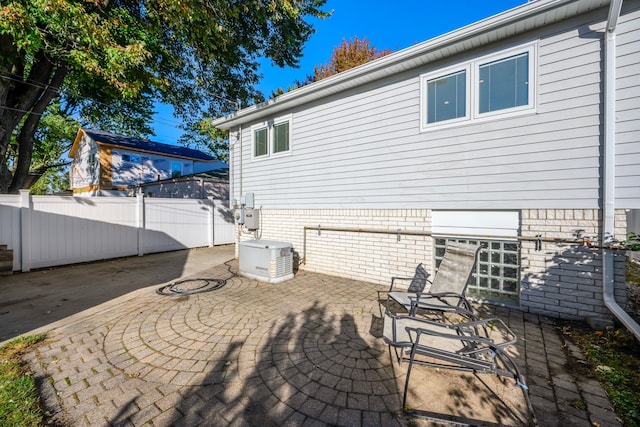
[
  {"left": 254, "top": 127, "right": 268, "bottom": 157},
  {"left": 251, "top": 115, "right": 292, "bottom": 159},
  {"left": 426, "top": 70, "right": 467, "bottom": 124},
  {"left": 420, "top": 43, "right": 536, "bottom": 131},
  {"left": 478, "top": 52, "right": 529, "bottom": 114},
  {"left": 273, "top": 122, "right": 290, "bottom": 153}
]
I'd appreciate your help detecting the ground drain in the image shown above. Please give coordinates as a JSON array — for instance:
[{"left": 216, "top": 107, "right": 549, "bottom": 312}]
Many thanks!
[{"left": 156, "top": 278, "right": 227, "bottom": 296}]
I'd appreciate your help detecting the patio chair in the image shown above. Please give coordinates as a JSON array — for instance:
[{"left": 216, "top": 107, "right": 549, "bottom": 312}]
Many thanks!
[
  {"left": 382, "top": 309, "right": 536, "bottom": 425},
  {"left": 387, "top": 242, "right": 481, "bottom": 319}
]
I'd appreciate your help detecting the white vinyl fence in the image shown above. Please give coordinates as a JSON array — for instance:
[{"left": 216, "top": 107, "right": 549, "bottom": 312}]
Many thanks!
[{"left": 0, "top": 190, "right": 235, "bottom": 272}]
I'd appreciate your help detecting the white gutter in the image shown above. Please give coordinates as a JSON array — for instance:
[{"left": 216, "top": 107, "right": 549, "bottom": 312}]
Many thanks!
[
  {"left": 602, "top": 0, "right": 640, "bottom": 341},
  {"left": 212, "top": 0, "right": 609, "bottom": 130}
]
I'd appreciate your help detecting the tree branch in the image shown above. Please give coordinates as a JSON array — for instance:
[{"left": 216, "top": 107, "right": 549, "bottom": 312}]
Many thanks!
[{"left": 9, "top": 64, "right": 68, "bottom": 192}]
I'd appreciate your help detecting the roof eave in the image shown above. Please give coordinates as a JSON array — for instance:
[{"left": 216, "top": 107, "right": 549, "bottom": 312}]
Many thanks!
[
  {"left": 212, "top": 0, "right": 609, "bottom": 130},
  {"left": 68, "top": 128, "right": 85, "bottom": 158}
]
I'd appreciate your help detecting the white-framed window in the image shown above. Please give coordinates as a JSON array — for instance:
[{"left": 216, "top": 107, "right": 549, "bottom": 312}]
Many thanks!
[
  {"left": 273, "top": 121, "right": 290, "bottom": 154},
  {"left": 251, "top": 114, "right": 292, "bottom": 159},
  {"left": 422, "top": 65, "right": 471, "bottom": 126},
  {"left": 476, "top": 46, "right": 534, "bottom": 117},
  {"left": 253, "top": 126, "right": 268, "bottom": 158},
  {"left": 420, "top": 42, "right": 536, "bottom": 131}
]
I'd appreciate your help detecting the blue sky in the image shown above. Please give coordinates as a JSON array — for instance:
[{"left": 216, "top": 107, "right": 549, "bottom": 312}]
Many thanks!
[{"left": 151, "top": 0, "right": 526, "bottom": 144}]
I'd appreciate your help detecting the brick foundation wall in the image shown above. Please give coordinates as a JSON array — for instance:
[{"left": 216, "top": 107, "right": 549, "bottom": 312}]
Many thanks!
[
  {"left": 245, "top": 209, "right": 434, "bottom": 286},
  {"left": 520, "top": 209, "right": 627, "bottom": 319},
  {"left": 238, "top": 208, "right": 628, "bottom": 320}
]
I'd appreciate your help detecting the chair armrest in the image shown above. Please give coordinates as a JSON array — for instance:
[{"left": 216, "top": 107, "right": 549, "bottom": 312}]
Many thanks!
[
  {"left": 413, "top": 325, "right": 495, "bottom": 348},
  {"left": 409, "top": 297, "right": 478, "bottom": 320},
  {"left": 416, "top": 291, "right": 464, "bottom": 300},
  {"left": 409, "top": 303, "right": 480, "bottom": 321},
  {"left": 411, "top": 317, "right": 516, "bottom": 347},
  {"left": 415, "top": 290, "right": 473, "bottom": 306},
  {"left": 389, "top": 276, "right": 432, "bottom": 292},
  {"left": 412, "top": 292, "right": 469, "bottom": 309},
  {"left": 389, "top": 276, "right": 413, "bottom": 292}
]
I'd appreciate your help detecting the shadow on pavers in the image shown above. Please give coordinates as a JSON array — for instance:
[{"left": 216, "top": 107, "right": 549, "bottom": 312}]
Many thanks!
[
  {"left": 0, "top": 245, "right": 234, "bottom": 342},
  {"left": 161, "top": 298, "right": 532, "bottom": 426}
]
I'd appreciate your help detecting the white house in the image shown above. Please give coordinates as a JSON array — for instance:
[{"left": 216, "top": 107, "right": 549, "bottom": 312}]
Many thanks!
[
  {"left": 69, "top": 128, "right": 219, "bottom": 196},
  {"left": 213, "top": 0, "right": 640, "bottom": 324}
]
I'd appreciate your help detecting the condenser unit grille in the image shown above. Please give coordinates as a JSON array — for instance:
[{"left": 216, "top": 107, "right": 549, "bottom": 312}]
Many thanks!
[{"left": 275, "top": 254, "right": 293, "bottom": 277}]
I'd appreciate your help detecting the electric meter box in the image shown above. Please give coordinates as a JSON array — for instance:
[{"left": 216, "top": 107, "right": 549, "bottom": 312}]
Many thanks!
[
  {"left": 244, "top": 208, "right": 259, "bottom": 230},
  {"left": 238, "top": 240, "right": 294, "bottom": 283}
]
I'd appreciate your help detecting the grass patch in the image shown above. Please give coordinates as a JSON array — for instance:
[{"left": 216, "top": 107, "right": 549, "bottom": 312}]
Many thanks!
[
  {"left": 627, "top": 259, "right": 640, "bottom": 319},
  {"left": 0, "top": 335, "right": 47, "bottom": 427},
  {"left": 565, "top": 323, "right": 640, "bottom": 427},
  {"left": 562, "top": 258, "right": 640, "bottom": 427}
]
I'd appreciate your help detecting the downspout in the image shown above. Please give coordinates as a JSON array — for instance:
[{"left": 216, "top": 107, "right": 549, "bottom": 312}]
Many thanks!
[
  {"left": 239, "top": 124, "right": 243, "bottom": 197},
  {"left": 235, "top": 98, "right": 243, "bottom": 198},
  {"left": 602, "top": 0, "right": 640, "bottom": 341}
]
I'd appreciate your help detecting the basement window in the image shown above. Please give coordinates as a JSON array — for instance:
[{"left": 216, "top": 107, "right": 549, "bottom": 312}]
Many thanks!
[{"left": 432, "top": 210, "right": 521, "bottom": 303}]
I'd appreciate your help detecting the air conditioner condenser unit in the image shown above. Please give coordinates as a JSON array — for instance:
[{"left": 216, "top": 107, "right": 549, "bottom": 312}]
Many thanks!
[{"left": 238, "top": 240, "right": 294, "bottom": 283}]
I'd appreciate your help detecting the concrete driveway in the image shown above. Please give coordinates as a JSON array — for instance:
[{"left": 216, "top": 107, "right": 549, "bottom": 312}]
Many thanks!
[
  {"left": 0, "top": 246, "right": 234, "bottom": 342},
  {"left": 1, "top": 246, "right": 621, "bottom": 426}
]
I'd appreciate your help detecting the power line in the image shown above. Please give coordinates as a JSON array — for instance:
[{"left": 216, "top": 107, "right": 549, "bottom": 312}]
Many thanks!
[
  {"left": 0, "top": 105, "right": 47, "bottom": 117},
  {"left": 0, "top": 70, "right": 244, "bottom": 114},
  {"left": 0, "top": 71, "right": 60, "bottom": 93},
  {"left": 0, "top": 72, "right": 242, "bottom": 142},
  {"left": 0, "top": 74, "right": 186, "bottom": 134}
]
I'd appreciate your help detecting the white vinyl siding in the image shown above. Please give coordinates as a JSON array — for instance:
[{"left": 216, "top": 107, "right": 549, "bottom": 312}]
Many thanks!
[
  {"left": 231, "top": 6, "right": 637, "bottom": 211},
  {"left": 615, "top": 4, "right": 640, "bottom": 208}
]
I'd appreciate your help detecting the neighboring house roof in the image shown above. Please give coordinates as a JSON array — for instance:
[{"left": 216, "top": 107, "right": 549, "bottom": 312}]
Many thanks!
[
  {"left": 212, "top": 0, "right": 609, "bottom": 130},
  {"left": 69, "top": 128, "right": 216, "bottom": 162}
]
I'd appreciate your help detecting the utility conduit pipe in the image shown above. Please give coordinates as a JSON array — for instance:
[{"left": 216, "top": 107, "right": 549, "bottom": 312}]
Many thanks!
[
  {"left": 302, "top": 225, "right": 613, "bottom": 266},
  {"left": 303, "top": 222, "right": 640, "bottom": 341}
]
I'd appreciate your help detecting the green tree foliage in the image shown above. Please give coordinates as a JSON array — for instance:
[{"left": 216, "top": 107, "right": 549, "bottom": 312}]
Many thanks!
[
  {"left": 0, "top": 0, "right": 329, "bottom": 193},
  {"left": 178, "top": 117, "right": 230, "bottom": 163},
  {"left": 28, "top": 166, "right": 69, "bottom": 195}
]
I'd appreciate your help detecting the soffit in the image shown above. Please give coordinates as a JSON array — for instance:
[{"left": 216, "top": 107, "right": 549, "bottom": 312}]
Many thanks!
[{"left": 212, "top": 0, "right": 609, "bottom": 130}]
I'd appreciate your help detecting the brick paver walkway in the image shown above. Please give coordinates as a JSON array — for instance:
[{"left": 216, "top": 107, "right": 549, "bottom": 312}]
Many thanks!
[{"left": 20, "top": 258, "right": 620, "bottom": 426}]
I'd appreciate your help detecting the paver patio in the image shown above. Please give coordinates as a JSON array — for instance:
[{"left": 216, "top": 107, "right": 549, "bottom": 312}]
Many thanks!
[{"left": 11, "top": 249, "right": 620, "bottom": 426}]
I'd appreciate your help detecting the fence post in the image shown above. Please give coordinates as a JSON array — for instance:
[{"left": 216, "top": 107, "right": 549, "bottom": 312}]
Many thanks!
[
  {"left": 207, "top": 196, "right": 214, "bottom": 247},
  {"left": 136, "top": 192, "right": 145, "bottom": 256},
  {"left": 19, "top": 189, "right": 31, "bottom": 272}
]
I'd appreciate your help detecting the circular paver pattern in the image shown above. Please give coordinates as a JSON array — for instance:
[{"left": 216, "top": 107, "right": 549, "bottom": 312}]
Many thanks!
[
  {"left": 102, "top": 273, "right": 401, "bottom": 420},
  {"left": 103, "top": 278, "right": 273, "bottom": 386},
  {"left": 249, "top": 307, "right": 399, "bottom": 421}
]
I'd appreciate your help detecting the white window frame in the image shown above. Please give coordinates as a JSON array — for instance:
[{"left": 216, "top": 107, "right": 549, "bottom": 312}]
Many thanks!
[
  {"left": 252, "top": 125, "right": 269, "bottom": 159},
  {"left": 474, "top": 44, "right": 536, "bottom": 120},
  {"left": 272, "top": 115, "right": 292, "bottom": 155},
  {"left": 251, "top": 114, "right": 293, "bottom": 159},
  {"left": 420, "top": 42, "right": 537, "bottom": 132},
  {"left": 420, "top": 64, "right": 471, "bottom": 131}
]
